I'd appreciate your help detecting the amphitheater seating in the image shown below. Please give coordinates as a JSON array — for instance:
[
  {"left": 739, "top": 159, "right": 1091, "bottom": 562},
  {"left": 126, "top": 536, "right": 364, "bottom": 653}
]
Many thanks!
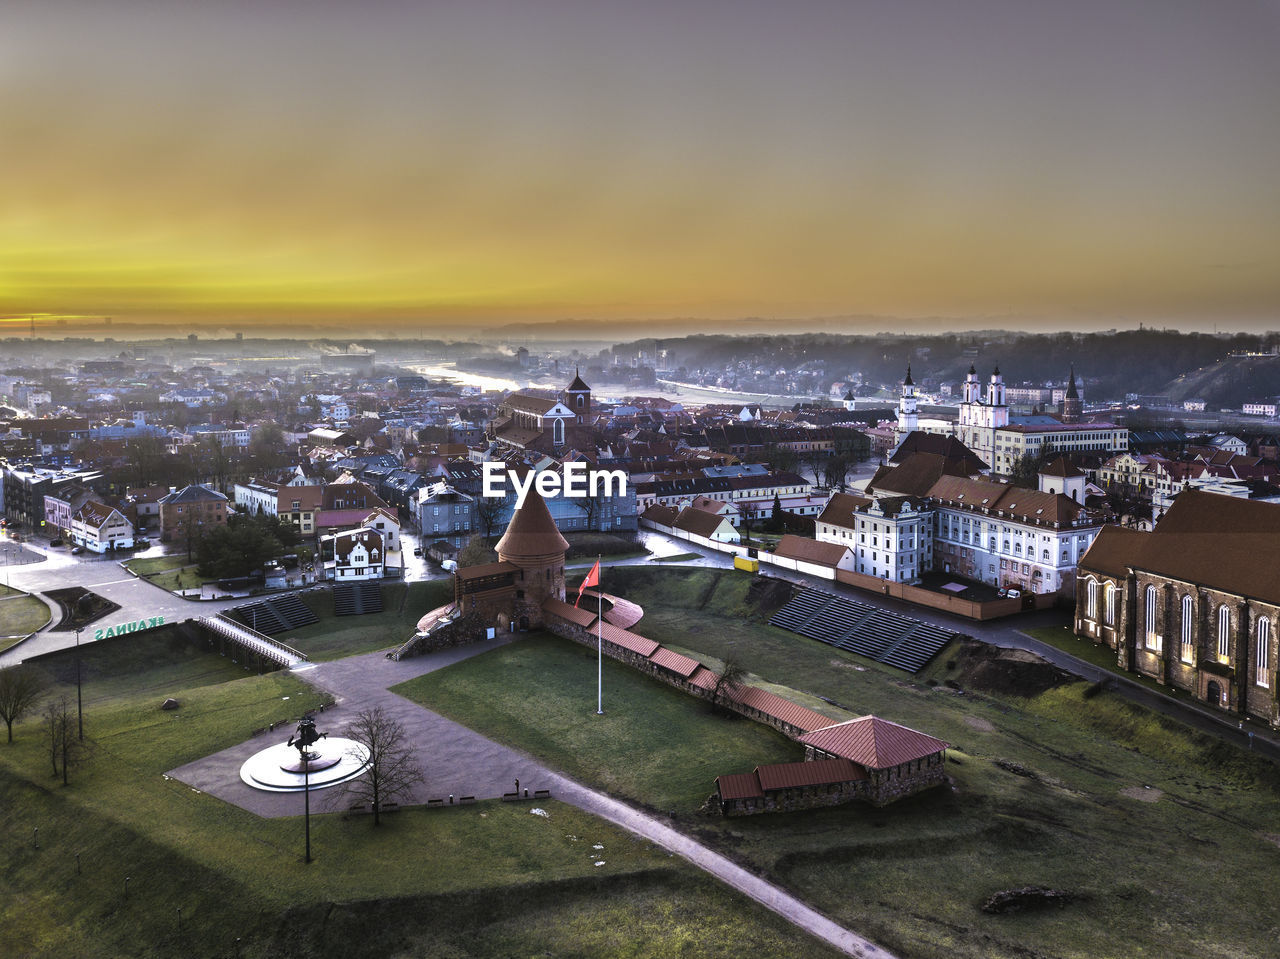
[
  {"left": 230, "top": 594, "right": 320, "bottom": 635},
  {"left": 769, "top": 586, "right": 958, "bottom": 674},
  {"left": 334, "top": 582, "right": 384, "bottom": 616}
]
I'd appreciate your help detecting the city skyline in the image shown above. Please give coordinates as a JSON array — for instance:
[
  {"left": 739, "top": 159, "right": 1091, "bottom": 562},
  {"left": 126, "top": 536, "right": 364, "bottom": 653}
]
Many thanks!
[{"left": 4, "top": 1, "right": 1279, "bottom": 335}]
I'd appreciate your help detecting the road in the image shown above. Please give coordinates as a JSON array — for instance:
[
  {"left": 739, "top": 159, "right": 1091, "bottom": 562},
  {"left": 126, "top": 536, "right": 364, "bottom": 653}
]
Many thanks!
[{"left": 0, "top": 539, "right": 248, "bottom": 665}]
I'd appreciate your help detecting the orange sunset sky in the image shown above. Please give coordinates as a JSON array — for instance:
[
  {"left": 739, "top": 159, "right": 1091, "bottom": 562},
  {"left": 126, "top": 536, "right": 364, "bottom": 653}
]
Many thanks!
[{"left": 3, "top": 0, "right": 1279, "bottom": 336}]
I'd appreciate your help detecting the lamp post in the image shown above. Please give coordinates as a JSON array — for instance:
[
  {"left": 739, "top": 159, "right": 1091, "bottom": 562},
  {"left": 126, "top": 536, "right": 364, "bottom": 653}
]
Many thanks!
[
  {"left": 288, "top": 715, "right": 325, "bottom": 864},
  {"left": 75, "top": 627, "right": 84, "bottom": 740}
]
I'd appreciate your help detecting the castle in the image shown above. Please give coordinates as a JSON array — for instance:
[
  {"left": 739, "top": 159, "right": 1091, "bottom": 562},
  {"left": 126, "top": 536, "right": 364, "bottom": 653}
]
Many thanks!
[{"left": 451, "top": 485, "right": 568, "bottom": 631}]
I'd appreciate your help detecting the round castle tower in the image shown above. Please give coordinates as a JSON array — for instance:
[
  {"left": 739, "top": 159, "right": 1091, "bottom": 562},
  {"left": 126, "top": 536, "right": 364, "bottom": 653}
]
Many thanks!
[{"left": 496, "top": 486, "right": 569, "bottom": 629}]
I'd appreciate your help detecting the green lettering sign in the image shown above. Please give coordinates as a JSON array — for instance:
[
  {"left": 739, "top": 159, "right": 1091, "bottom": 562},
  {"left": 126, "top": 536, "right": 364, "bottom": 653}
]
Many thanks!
[{"left": 91, "top": 615, "right": 166, "bottom": 642}]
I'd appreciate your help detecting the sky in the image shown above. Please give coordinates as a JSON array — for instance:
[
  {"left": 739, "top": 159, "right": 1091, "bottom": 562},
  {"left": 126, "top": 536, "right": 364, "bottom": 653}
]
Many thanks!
[{"left": 3, "top": 0, "right": 1280, "bottom": 337}]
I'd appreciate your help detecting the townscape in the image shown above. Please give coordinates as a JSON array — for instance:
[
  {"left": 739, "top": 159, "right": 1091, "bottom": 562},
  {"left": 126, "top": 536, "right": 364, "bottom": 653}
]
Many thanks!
[
  {"left": 2, "top": 329, "right": 1280, "bottom": 958},
  {"left": 6, "top": 2, "right": 1280, "bottom": 956}
]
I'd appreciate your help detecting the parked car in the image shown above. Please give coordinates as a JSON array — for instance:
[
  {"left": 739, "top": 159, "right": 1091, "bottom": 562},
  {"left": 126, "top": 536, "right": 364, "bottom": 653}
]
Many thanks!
[
  {"left": 71, "top": 545, "right": 85, "bottom": 555},
  {"left": 413, "top": 546, "right": 424, "bottom": 557},
  {"left": 49, "top": 538, "right": 63, "bottom": 547}
]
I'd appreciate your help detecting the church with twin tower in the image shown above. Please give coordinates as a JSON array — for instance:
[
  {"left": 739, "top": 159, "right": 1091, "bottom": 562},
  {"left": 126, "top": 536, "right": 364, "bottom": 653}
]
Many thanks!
[{"left": 896, "top": 364, "right": 1126, "bottom": 477}]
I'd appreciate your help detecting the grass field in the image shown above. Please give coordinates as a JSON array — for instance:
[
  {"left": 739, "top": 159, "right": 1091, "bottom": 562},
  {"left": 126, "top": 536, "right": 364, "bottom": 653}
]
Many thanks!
[
  {"left": 0, "top": 592, "right": 51, "bottom": 646},
  {"left": 395, "top": 633, "right": 807, "bottom": 812},
  {"left": 0, "top": 627, "right": 843, "bottom": 959},
  {"left": 279, "top": 580, "right": 452, "bottom": 660},
  {"left": 124, "top": 556, "right": 214, "bottom": 592},
  {"left": 414, "top": 566, "right": 1280, "bottom": 959}
]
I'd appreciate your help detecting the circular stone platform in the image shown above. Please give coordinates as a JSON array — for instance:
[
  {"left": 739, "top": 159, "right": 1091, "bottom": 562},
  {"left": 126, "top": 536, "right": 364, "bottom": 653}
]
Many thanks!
[{"left": 239, "top": 738, "right": 371, "bottom": 793}]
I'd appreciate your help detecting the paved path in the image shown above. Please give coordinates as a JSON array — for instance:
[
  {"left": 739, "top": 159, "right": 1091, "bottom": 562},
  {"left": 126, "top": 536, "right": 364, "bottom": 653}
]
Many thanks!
[
  {"left": 169, "top": 640, "right": 892, "bottom": 957},
  {"left": 0, "top": 541, "right": 299, "bottom": 665}
]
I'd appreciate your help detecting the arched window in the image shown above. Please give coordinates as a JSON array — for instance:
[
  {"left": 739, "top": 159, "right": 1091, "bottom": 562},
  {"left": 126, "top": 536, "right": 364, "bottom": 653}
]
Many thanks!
[
  {"left": 1144, "top": 585, "right": 1159, "bottom": 650},
  {"left": 553, "top": 418, "right": 565, "bottom": 446},
  {"left": 1257, "top": 618, "right": 1271, "bottom": 688},
  {"left": 1217, "top": 605, "right": 1231, "bottom": 659},
  {"left": 1086, "top": 578, "right": 1098, "bottom": 618},
  {"left": 1105, "top": 583, "right": 1117, "bottom": 626},
  {"left": 1180, "top": 595, "right": 1193, "bottom": 662}
]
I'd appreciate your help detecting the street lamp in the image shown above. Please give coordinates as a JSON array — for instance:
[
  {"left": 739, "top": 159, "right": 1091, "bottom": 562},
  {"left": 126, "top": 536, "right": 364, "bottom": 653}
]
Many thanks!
[{"left": 75, "top": 627, "right": 84, "bottom": 740}]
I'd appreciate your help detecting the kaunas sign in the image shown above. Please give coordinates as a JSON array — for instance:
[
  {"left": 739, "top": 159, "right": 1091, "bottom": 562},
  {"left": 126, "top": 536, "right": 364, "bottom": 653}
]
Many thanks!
[{"left": 93, "top": 615, "right": 166, "bottom": 641}]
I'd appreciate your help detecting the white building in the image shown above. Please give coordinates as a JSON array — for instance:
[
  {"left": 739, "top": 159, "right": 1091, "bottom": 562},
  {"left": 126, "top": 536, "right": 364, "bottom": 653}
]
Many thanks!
[
  {"left": 817, "top": 444, "right": 1105, "bottom": 595},
  {"left": 952, "top": 366, "right": 1126, "bottom": 478},
  {"left": 1242, "top": 403, "right": 1277, "bottom": 418},
  {"left": 70, "top": 502, "right": 135, "bottom": 553},
  {"left": 330, "top": 527, "right": 384, "bottom": 580},
  {"left": 233, "top": 481, "right": 281, "bottom": 517}
]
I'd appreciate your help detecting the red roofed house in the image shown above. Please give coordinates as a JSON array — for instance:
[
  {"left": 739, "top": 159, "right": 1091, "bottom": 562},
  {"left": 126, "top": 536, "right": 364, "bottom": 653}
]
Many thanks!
[
  {"left": 70, "top": 501, "right": 135, "bottom": 553},
  {"left": 331, "top": 527, "right": 384, "bottom": 581},
  {"left": 797, "top": 715, "right": 949, "bottom": 805}
]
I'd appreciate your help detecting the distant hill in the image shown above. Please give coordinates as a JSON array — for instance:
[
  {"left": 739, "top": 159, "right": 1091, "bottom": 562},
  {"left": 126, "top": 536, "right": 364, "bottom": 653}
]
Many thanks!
[{"left": 1162, "top": 353, "right": 1280, "bottom": 409}]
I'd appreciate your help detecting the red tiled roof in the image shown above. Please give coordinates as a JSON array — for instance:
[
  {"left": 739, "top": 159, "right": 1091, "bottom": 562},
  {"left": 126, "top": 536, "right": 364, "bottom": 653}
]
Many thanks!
[
  {"left": 673, "top": 507, "right": 734, "bottom": 539},
  {"left": 1079, "top": 491, "right": 1280, "bottom": 604},
  {"left": 641, "top": 504, "right": 680, "bottom": 526},
  {"left": 816, "top": 491, "right": 873, "bottom": 528},
  {"left": 730, "top": 686, "right": 835, "bottom": 734},
  {"left": 496, "top": 487, "right": 570, "bottom": 559},
  {"left": 648, "top": 647, "right": 701, "bottom": 678},
  {"left": 455, "top": 560, "right": 519, "bottom": 581},
  {"left": 541, "top": 597, "right": 597, "bottom": 628},
  {"left": 715, "top": 772, "right": 764, "bottom": 801},
  {"left": 688, "top": 665, "right": 719, "bottom": 691},
  {"left": 798, "top": 716, "right": 949, "bottom": 769},
  {"left": 756, "top": 758, "right": 866, "bottom": 791},
  {"left": 598, "top": 621, "right": 661, "bottom": 657},
  {"left": 772, "top": 535, "right": 850, "bottom": 568}
]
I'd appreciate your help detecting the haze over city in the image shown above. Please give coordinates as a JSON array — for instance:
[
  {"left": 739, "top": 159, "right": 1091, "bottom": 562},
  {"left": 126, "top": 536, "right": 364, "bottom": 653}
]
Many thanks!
[{"left": 3, "top": 0, "right": 1280, "bottom": 337}]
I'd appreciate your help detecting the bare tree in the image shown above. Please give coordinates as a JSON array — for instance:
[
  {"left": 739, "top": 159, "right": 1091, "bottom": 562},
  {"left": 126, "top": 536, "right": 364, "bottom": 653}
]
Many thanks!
[
  {"left": 341, "top": 707, "right": 424, "bottom": 825},
  {"left": 475, "top": 496, "right": 506, "bottom": 543},
  {"left": 44, "top": 696, "right": 89, "bottom": 785},
  {"left": 457, "top": 535, "right": 497, "bottom": 568},
  {"left": 0, "top": 665, "right": 47, "bottom": 743},
  {"left": 710, "top": 656, "right": 747, "bottom": 715},
  {"left": 823, "top": 455, "right": 852, "bottom": 491}
]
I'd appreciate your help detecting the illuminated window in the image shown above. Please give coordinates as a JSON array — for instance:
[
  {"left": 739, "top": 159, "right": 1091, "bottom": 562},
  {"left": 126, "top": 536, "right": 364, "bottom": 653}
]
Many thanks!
[
  {"left": 1180, "top": 595, "right": 1193, "bottom": 663},
  {"left": 1144, "top": 585, "right": 1159, "bottom": 650},
  {"left": 1257, "top": 618, "right": 1271, "bottom": 688}
]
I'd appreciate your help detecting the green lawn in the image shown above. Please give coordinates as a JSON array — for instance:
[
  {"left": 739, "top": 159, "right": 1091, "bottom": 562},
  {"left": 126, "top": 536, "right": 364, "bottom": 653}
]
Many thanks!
[
  {"left": 533, "top": 567, "right": 1280, "bottom": 959},
  {"left": 0, "top": 592, "right": 51, "bottom": 646},
  {"left": 125, "top": 556, "right": 215, "bottom": 593},
  {"left": 396, "top": 633, "right": 805, "bottom": 813},
  {"left": 278, "top": 580, "right": 452, "bottom": 661},
  {"left": 1022, "top": 624, "right": 1188, "bottom": 697},
  {"left": 0, "top": 629, "right": 843, "bottom": 959}
]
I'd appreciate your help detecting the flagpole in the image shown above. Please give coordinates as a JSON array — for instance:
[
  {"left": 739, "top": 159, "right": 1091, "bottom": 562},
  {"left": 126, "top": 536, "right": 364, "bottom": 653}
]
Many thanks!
[{"left": 596, "top": 555, "right": 603, "bottom": 715}]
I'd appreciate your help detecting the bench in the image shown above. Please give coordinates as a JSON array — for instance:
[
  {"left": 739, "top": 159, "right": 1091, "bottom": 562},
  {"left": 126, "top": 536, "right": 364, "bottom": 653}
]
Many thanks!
[
  {"left": 533, "top": 789, "right": 551, "bottom": 799},
  {"left": 427, "top": 798, "right": 445, "bottom": 808},
  {"left": 459, "top": 796, "right": 476, "bottom": 805}
]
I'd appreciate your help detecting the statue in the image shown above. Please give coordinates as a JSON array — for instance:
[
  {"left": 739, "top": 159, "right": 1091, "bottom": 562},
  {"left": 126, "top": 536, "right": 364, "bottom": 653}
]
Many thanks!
[{"left": 287, "top": 715, "right": 327, "bottom": 766}]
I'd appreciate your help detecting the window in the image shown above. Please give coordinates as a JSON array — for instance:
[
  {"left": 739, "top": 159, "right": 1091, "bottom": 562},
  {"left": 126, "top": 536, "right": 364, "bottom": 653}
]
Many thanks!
[
  {"left": 1180, "top": 595, "right": 1193, "bottom": 662},
  {"left": 1217, "top": 605, "right": 1231, "bottom": 659},
  {"left": 1105, "top": 584, "right": 1117, "bottom": 626},
  {"left": 1257, "top": 618, "right": 1270, "bottom": 687},
  {"left": 1144, "top": 585, "right": 1159, "bottom": 650}
]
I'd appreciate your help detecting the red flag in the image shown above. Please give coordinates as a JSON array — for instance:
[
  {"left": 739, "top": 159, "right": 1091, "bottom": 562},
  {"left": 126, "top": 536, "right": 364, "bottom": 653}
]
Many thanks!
[{"left": 575, "top": 559, "right": 601, "bottom": 607}]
